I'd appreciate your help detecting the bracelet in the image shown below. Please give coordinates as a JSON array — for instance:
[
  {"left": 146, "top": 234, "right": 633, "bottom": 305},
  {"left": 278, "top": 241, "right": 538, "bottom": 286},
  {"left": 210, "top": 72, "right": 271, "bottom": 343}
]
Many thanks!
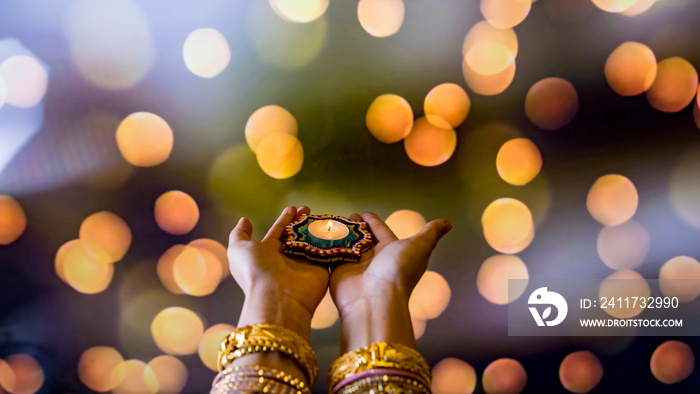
[
  {"left": 212, "top": 365, "right": 311, "bottom": 393},
  {"left": 218, "top": 323, "right": 319, "bottom": 386},
  {"left": 333, "top": 368, "right": 431, "bottom": 392},
  {"left": 212, "top": 365, "right": 312, "bottom": 394},
  {"left": 336, "top": 375, "right": 431, "bottom": 394},
  {"left": 327, "top": 342, "right": 432, "bottom": 392},
  {"left": 211, "top": 375, "right": 304, "bottom": 394}
]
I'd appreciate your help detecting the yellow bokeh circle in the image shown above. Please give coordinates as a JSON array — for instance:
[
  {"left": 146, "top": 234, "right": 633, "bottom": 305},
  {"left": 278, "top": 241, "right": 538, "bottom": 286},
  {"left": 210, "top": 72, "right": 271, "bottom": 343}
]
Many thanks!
[
  {"left": 116, "top": 112, "right": 174, "bottom": 167},
  {"left": 255, "top": 132, "right": 304, "bottom": 179}
]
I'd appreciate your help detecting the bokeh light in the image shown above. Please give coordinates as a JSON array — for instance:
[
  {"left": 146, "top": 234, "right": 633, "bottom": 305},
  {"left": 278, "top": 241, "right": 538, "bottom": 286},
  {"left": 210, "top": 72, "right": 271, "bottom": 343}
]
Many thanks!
[
  {"left": 650, "top": 340, "right": 695, "bottom": 385},
  {"left": 496, "top": 138, "right": 542, "bottom": 186},
  {"left": 591, "top": 0, "right": 636, "bottom": 13},
  {"left": 385, "top": 209, "right": 426, "bottom": 239},
  {"left": 0, "top": 195, "right": 27, "bottom": 245},
  {"left": 482, "top": 358, "right": 527, "bottom": 394},
  {"left": 154, "top": 190, "right": 200, "bottom": 235},
  {"left": 270, "top": 0, "right": 329, "bottom": 23},
  {"left": 366, "top": 94, "right": 413, "bottom": 144},
  {"left": 424, "top": 83, "right": 471, "bottom": 128},
  {"left": 115, "top": 112, "right": 174, "bottom": 167},
  {"left": 3, "top": 354, "right": 44, "bottom": 394},
  {"left": 477, "top": 254, "right": 529, "bottom": 305},
  {"left": 311, "top": 290, "right": 339, "bottom": 329},
  {"left": 646, "top": 57, "right": 698, "bottom": 113},
  {"left": 65, "top": 0, "right": 154, "bottom": 89},
  {"left": 255, "top": 132, "right": 304, "bottom": 179},
  {"left": 157, "top": 245, "right": 187, "bottom": 294},
  {"left": 604, "top": 42, "right": 657, "bottom": 96},
  {"left": 525, "top": 77, "right": 579, "bottom": 130},
  {"left": 79, "top": 211, "right": 132, "bottom": 262},
  {"left": 559, "top": 350, "right": 603, "bottom": 393},
  {"left": 151, "top": 307, "right": 204, "bottom": 355},
  {"left": 480, "top": 0, "right": 531, "bottom": 29},
  {"left": 462, "top": 21, "right": 518, "bottom": 59},
  {"left": 64, "top": 240, "right": 114, "bottom": 294},
  {"left": 183, "top": 28, "right": 231, "bottom": 78},
  {"left": 188, "top": 238, "right": 229, "bottom": 282},
  {"left": 481, "top": 198, "right": 535, "bottom": 254},
  {"left": 596, "top": 220, "right": 650, "bottom": 271},
  {"left": 404, "top": 116, "right": 457, "bottom": 167},
  {"left": 432, "top": 358, "right": 477, "bottom": 394},
  {"left": 622, "top": 0, "right": 657, "bottom": 16},
  {"left": 598, "top": 270, "right": 650, "bottom": 319},
  {"left": 462, "top": 57, "right": 516, "bottom": 96},
  {"left": 465, "top": 40, "right": 516, "bottom": 76},
  {"left": 112, "top": 360, "right": 149, "bottom": 394},
  {"left": 0, "top": 358, "right": 15, "bottom": 394},
  {"left": 78, "top": 346, "right": 126, "bottom": 392},
  {"left": 245, "top": 105, "right": 298, "bottom": 153},
  {"left": 145, "top": 355, "right": 187, "bottom": 394},
  {"left": 670, "top": 146, "right": 700, "bottom": 228},
  {"left": 173, "top": 245, "right": 221, "bottom": 296},
  {"left": 357, "top": 0, "right": 405, "bottom": 38},
  {"left": 198, "top": 323, "right": 235, "bottom": 372},
  {"left": 408, "top": 270, "right": 451, "bottom": 320},
  {"left": 694, "top": 101, "right": 700, "bottom": 129},
  {"left": 659, "top": 256, "right": 700, "bottom": 302},
  {"left": 0, "top": 55, "right": 48, "bottom": 108},
  {"left": 586, "top": 174, "right": 638, "bottom": 226}
]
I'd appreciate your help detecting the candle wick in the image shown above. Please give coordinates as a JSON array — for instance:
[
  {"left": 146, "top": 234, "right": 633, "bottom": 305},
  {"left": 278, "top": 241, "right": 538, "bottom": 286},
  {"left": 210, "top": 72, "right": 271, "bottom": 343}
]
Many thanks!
[{"left": 327, "top": 220, "right": 333, "bottom": 233}]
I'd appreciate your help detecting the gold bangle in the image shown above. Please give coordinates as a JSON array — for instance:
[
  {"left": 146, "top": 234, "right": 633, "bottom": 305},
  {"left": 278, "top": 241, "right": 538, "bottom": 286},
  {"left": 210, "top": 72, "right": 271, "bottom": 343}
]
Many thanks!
[
  {"left": 217, "top": 323, "right": 318, "bottom": 386},
  {"left": 337, "top": 375, "right": 431, "bottom": 394},
  {"left": 327, "top": 342, "right": 432, "bottom": 392},
  {"left": 211, "top": 375, "right": 305, "bottom": 394},
  {"left": 213, "top": 364, "right": 312, "bottom": 393}
]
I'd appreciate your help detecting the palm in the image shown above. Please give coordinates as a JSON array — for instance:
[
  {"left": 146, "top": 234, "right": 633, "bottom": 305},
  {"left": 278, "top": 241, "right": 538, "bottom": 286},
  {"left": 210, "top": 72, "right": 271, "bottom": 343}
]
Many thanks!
[
  {"left": 330, "top": 214, "right": 432, "bottom": 315},
  {"left": 228, "top": 206, "right": 330, "bottom": 317},
  {"left": 231, "top": 239, "right": 329, "bottom": 315}
]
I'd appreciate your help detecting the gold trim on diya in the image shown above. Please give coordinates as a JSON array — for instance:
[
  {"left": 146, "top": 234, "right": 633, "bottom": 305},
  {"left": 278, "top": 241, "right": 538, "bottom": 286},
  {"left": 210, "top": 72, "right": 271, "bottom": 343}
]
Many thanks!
[{"left": 282, "top": 214, "right": 374, "bottom": 264}]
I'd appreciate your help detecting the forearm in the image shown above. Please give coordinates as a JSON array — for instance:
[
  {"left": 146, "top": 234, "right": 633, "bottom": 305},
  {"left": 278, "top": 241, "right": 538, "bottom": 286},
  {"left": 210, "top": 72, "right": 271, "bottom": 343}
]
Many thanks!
[
  {"left": 230, "top": 286, "right": 313, "bottom": 384},
  {"left": 338, "top": 287, "right": 416, "bottom": 354}
]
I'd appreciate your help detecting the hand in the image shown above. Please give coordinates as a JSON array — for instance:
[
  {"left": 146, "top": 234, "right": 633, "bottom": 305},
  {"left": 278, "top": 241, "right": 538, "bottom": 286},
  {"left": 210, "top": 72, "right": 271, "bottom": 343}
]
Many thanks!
[
  {"left": 329, "top": 212, "right": 451, "bottom": 351},
  {"left": 228, "top": 206, "right": 329, "bottom": 341}
]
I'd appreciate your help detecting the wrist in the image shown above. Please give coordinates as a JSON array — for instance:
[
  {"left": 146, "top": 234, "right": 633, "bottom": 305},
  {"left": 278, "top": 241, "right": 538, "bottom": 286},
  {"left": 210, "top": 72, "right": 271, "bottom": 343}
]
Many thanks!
[
  {"left": 237, "top": 284, "right": 313, "bottom": 342},
  {"left": 338, "top": 286, "right": 416, "bottom": 353}
]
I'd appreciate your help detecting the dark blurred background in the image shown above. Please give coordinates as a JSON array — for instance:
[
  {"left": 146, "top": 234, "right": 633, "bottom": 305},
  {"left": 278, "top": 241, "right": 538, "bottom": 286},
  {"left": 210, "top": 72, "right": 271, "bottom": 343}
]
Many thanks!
[{"left": 0, "top": 0, "right": 699, "bottom": 392}]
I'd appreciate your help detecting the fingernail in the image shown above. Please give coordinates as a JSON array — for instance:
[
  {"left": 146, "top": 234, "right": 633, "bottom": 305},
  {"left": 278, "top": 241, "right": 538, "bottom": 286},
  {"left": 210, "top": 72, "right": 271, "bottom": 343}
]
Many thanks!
[
  {"left": 285, "top": 206, "right": 296, "bottom": 214},
  {"left": 442, "top": 220, "right": 452, "bottom": 234}
]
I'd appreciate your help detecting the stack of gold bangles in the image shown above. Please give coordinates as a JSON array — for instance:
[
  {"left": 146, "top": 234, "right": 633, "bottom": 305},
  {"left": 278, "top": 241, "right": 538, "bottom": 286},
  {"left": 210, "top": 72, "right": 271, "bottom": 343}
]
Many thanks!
[
  {"left": 213, "top": 323, "right": 317, "bottom": 394},
  {"left": 327, "top": 342, "right": 432, "bottom": 393},
  {"left": 211, "top": 324, "right": 432, "bottom": 394}
]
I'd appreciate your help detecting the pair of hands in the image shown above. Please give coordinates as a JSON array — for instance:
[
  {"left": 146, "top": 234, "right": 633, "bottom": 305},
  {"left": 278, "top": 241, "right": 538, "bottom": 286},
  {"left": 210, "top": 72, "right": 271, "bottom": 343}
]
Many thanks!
[{"left": 228, "top": 205, "right": 451, "bottom": 351}]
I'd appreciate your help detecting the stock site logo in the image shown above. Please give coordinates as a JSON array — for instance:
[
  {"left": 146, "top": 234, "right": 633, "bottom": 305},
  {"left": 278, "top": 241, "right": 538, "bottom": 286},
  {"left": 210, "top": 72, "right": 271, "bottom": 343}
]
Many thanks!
[{"left": 528, "top": 287, "right": 568, "bottom": 327}]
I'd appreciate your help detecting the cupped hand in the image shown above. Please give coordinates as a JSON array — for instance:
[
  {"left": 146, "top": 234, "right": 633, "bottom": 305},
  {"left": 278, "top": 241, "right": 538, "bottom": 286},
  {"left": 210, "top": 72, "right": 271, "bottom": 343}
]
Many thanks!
[
  {"left": 228, "top": 206, "right": 330, "bottom": 340},
  {"left": 329, "top": 212, "right": 451, "bottom": 350}
]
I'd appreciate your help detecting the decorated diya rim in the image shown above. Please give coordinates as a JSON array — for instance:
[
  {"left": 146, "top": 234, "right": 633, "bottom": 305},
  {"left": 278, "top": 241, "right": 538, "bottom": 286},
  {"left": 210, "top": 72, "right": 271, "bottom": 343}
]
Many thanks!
[{"left": 282, "top": 214, "right": 374, "bottom": 264}]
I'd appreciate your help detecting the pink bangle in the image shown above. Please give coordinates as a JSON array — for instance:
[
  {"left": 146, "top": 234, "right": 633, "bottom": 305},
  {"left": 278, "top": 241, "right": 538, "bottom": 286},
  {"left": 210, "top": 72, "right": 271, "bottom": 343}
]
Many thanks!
[{"left": 332, "top": 368, "right": 431, "bottom": 393}]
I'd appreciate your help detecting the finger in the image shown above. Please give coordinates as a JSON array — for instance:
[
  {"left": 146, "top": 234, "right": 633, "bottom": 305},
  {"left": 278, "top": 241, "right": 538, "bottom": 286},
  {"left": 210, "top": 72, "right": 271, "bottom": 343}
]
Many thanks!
[
  {"left": 229, "top": 217, "right": 253, "bottom": 244},
  {"left": 296, "top": 206, "right": 311, "bottom": 220},
  {"left": 409, "top": 219, "right": 452, "bottom": 251},
  {"left": 349, "top": 213, "right": 362, "bottom": 222},
  {"left": 362, "top": 212, "right": 398, "bottom": 243},
  {"left": 263, "top": 206, "right": 297, "bottom": 242}
]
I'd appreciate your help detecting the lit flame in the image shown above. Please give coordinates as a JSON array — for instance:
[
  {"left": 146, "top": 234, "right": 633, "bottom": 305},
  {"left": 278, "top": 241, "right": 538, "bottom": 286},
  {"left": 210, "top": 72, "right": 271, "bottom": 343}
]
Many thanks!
[{"left": 327, "top": 220, "right": 333, "bottom": 232}]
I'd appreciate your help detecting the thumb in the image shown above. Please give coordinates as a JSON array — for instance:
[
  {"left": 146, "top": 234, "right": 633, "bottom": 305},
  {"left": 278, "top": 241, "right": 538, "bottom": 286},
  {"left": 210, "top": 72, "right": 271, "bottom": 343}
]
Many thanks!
[
  {"left": 410, "top": 219, "right": 452, "bottom": 252},
  {"left": 229, "top": 217, "right": 253, "bottom": 244}
]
